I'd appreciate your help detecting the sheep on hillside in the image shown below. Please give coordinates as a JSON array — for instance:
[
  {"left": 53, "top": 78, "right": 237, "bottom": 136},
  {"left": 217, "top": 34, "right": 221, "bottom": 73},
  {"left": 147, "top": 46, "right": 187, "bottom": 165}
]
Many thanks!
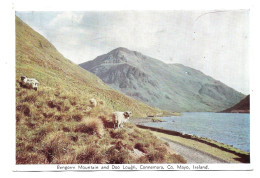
[
  {"left": 112, "top": 111, "right": 132, "bottom": 129},
  {"left": 20, "top": 76, "right": 39, "bottom": 91},
  {"left": 89, "top": 98, "right": 97, "bottom": 107}
]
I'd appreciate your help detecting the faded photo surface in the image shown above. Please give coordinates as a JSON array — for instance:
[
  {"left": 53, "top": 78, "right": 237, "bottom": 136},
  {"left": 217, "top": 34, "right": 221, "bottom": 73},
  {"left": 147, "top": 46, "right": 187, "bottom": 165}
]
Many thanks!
[{"left": 15, "top": 11, "right": 250, "bottom": 166}]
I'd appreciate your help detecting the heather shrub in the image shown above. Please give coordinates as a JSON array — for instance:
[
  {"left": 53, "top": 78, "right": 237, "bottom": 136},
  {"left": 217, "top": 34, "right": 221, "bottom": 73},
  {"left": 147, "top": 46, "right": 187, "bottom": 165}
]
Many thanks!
[
  {"left": 72, "top": 113, "right": 83, "bottom": 122},
  {"left": 106, "top": 143, "right": 132, "bottom": 164},
  {"left": 22, "top": 93, "right": 38, "bottom": 103},
  {"left": 110, "top": 128, "right": 128, "bottom": 139},
  {"left": 16, "top": 104, "right": 31, "bottom": 117},
  {"left": 52, "top": 153, "right": 76, "bottom": 164},
  {"left": 135, "top": 156, "right": 150, "bottom": 163},
  {"left": 76, "top": 145, "right": 105, "bottom": 164},
  {"left": 146, "top": 150, "right": 166, "bottom": 163},
  {"left": 42, "top": 132, "right": 70, "bottom": 163},
  {"left": 16, "top": 112, "right": 22, "bottom": 123},
  {"left": 69, "top": 96, "right": 77, "bottom": 106},
  {"left": 32, "top": 125, "right": 53, "bottom": 143},
  {"left": 134, "top": 143, "right": 149, "bottom": 153},
  {"left": 99, "top": 115, "right": 114, "bottom": 128},
  {"left": 74, "top": 117, "right": 104, "bottom": 136},
  {"left": 16, "top": 152, "right": 48, "bottom": 164},
  {"left": 47, "top": 100, "right": 62, "bottom": 111}
]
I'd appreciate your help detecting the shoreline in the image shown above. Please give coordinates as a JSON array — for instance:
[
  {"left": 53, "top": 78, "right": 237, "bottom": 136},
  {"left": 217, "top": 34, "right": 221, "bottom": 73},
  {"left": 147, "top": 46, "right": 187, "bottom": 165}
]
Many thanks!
[
  {"left": 131, "top": 117, "right": 155, "bottom": 124},
  {"left": 133, "top": 122, "right": 250, "bottom": 163}
]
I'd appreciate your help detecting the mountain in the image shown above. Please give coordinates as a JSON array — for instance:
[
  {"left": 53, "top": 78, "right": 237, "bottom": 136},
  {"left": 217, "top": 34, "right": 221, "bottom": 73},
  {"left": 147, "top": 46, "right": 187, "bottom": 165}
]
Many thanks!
[
  {"left": 221, "top": 95, "right": 250, "bottom": 113},
  {"left": 80, "top": 47, "right": 245, "bottom": 112},
  {"left": 16, "top": 16, "right": 185, "bottom": 164},
  {"left": 16, "top": 18, "right": 163, "bottom": 118}
]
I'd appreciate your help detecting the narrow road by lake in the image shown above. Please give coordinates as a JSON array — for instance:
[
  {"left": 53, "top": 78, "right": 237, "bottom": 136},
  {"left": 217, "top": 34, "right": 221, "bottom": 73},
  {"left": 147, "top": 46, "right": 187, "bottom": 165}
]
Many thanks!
[{"left": 160, "top": 137, "right": 228, "bottom": 163}]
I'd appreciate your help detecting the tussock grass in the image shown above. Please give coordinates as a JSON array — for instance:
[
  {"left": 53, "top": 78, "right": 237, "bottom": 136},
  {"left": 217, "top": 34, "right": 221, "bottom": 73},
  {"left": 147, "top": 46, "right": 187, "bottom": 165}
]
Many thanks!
[
  {"left": 74, "top": 117, "right": 104, "bottom": 137},
  {"left": 72, "top": 113, "right": 84, "bottom": 122},
  {"left": 16, "top": 85, "right": 186, "bottom": 164},
  {"left": 134, "top": 143, "right": 148, "bottom": 153},
  {"left": 16, "top": 152, "right": 49, "bottom": 164},
  {"left": 106, "top": 144, "right": 132, "bottom": 164},
  {"left": 84, "top": 117, "right": 104, "bottom": 136},
  {"left": 99, "top": 115, "right": 114, "bottom": 129},
  {"left": 76, "top": 145, "right": 105, "bottom": 164},
  {"left": 16, "top": 16, "right": 186, "bottom": 164},
  {"left": 42, "top": 131, "right": 71, "bottom": 162},
  {"left": 16, "top": 103, "right": 31, "bottom": 117}
]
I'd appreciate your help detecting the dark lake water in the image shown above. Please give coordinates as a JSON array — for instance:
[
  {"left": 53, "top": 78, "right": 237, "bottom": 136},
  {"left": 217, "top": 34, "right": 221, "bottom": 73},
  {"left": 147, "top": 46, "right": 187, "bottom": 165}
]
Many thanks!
[{"left": 142, "top": 112, "right": 250, "bottom": 152}]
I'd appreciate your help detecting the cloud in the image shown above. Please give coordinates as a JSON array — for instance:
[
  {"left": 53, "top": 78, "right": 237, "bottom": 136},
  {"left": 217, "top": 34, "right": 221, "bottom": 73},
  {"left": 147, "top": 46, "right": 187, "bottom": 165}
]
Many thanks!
[
  {"left": 49, "top": 11, "right": 84, "bottom": 27},
  {"left": 16, "top": 11, "right": 249, "bottom": 94}
]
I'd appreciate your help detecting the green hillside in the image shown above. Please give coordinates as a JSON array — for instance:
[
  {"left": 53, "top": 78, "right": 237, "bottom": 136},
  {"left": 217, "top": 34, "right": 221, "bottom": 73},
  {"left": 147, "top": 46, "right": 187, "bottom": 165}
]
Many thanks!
[
  {"left": 15, "top": 17, "right": 164, "bottom": 118},
  {"left": 16, "top": 16, "right": 184, "bottom": 164}
]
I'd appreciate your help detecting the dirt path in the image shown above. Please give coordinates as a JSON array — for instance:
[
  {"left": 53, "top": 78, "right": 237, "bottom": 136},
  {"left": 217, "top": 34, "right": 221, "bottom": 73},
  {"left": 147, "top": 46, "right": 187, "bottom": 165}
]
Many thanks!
[
  {"left": 160, "top": 137, "right": 228, "bottom": 163},
  {"left": 133, "top": 121, "right": 248, "bottom": 163}
]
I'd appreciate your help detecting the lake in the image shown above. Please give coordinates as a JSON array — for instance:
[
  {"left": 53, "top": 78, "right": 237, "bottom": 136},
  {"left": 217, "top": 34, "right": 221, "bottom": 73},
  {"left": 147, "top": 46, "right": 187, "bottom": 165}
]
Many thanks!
[{"left": 141, "top": 112, "right": 250, "bottom": 152}]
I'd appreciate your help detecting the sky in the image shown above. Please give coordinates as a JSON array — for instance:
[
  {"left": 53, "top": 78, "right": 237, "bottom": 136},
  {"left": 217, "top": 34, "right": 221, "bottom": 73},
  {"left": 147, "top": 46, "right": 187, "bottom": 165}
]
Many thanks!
[{"left": 16, "top": 11, "right": 249, "bottom": 94}]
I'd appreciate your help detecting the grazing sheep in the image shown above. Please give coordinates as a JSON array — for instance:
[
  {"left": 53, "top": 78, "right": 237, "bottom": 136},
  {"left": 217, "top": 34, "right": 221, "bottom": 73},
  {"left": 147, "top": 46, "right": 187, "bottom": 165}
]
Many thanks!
[
  {"left": 89, "top": 98, "right": 97, "bottom": 107},
  {"left": 112, "top": 111, "right": 132, "bottom": 129},
  {"left": 20, "top": 76, "right": 39, "bottom": 91}
]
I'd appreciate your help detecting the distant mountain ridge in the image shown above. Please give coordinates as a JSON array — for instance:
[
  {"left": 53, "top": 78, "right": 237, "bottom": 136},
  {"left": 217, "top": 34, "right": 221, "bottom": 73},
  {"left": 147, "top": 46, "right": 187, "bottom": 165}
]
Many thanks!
[
  {"left": 80, "top": 47, "right": 245, "bottom": 112},
  {"left": 221, "top": 95, "right": 250, "bottom": 113}
]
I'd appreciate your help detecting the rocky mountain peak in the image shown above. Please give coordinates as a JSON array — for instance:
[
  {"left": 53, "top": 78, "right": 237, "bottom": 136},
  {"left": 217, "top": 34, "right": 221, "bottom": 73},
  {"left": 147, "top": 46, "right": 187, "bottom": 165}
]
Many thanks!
[
  {"left": 80, "top": 48, "right": 245, "bottom": 112},
  {"left": 111, "top": 47, "right": 131, "bottom": 53}
]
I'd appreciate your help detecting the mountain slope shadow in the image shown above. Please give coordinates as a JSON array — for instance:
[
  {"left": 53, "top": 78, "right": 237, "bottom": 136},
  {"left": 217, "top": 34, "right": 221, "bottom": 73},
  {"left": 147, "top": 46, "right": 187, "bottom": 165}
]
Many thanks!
[{"left": 80, "top": 47, "right": 245, "bottom": 112}]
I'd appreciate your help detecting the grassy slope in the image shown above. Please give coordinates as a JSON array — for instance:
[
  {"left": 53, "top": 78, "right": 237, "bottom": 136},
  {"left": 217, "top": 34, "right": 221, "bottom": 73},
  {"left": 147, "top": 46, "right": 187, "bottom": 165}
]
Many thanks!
[
  {"left": 15, "top": 16, "right": 165, "bottom": 118},
  {"left": 16, "top": 16, "right": 185, "bottom": 164}
]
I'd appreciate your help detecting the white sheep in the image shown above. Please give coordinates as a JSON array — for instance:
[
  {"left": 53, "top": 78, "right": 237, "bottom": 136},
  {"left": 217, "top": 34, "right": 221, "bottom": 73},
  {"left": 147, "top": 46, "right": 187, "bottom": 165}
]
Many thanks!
[
  {"left": 112, "top": 111, "right": 132, "bottom": 129},
  {"left": 20, "top": 76, "right": 39, "bottom": 91},
  {"left": 89, "top": 98, "right": 97, "bottom": 107}
]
